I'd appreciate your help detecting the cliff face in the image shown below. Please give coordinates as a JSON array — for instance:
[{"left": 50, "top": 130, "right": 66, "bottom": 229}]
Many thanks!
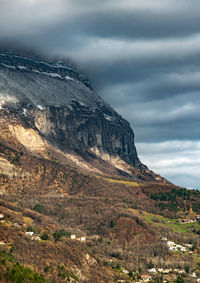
[
  {"left": 31, "top": 103, "right": 142, "bottom": 168},
  {"left": 0, "top": 50, "right": 143, "bottom": 173}
]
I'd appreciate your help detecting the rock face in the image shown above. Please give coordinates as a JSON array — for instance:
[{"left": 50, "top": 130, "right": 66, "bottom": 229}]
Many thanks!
[{"left": 0, "top": 50, "right": 143, "bottom": 172}]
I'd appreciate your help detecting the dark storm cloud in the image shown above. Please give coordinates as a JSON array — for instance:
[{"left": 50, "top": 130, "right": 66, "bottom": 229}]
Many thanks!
[
  {"left": 0, "top": 0, "right": 200, "bottom": 188},
  {"left": 116, "top": 94, "right": 200, "bottom": 141}
]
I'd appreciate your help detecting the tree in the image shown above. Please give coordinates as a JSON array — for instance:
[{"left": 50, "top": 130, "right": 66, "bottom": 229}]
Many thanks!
[
  {"left": 41, "top": 233, "right": 49, "bottom": 241},
  {"left": 176, "top": 275, "right": 184, "bottom": 283},
  {"left": 184, "top": 265, "right": 190, "bottom": 273},
  {"left": 34, "top": 204, "right": 44, "bottom": 214}
]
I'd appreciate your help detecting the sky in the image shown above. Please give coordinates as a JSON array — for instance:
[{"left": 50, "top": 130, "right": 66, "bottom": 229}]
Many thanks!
[{"left": 0, "top": 0, "right": 200, "bottom": 189}]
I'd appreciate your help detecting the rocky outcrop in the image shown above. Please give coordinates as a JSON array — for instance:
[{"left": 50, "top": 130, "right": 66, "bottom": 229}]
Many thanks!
[
  {"left": 30, "top": 102, "right": 142, "bottom": 168},
  {"left": 0, "top": 50, "right": 144, "bottom": 173}
]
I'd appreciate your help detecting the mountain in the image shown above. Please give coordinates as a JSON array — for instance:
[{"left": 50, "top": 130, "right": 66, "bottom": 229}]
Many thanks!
[
  {"left": 0, "top": 49, "right": 200, "bottom": 283},
  {"left": 0, "top": 49, "right": 160, "bottom": 180}
]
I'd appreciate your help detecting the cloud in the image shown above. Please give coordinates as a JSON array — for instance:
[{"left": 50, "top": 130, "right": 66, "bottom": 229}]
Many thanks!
[
  {"left": 0, "top": 0, "right": 200, "bottom": 189},
  {"left": 59, "top": 34, "right": 200, "bottom": 65},
  {"left": 0, "top": 0, "right": 68, "bottom": 37},
  {"left": 137, "top": 141, "right": 200, "bottom": 189}
]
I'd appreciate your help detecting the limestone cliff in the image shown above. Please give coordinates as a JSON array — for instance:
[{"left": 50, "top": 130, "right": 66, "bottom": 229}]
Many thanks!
[{"left": 0, "top": 50, "right": 145, "bottom": 175}]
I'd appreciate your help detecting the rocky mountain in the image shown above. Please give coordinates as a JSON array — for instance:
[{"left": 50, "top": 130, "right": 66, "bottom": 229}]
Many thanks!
[
  {"left": 0, "top": 49, "right": 200, "bottom": 283},
  {"left": 0, "top": 49, "right": 151, "bottom": 178}
]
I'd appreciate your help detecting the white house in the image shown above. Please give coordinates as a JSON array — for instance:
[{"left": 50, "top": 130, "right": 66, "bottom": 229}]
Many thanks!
[
  {"left": 162, "top": 269, "right": 172, "bottom": 274},
  {"left": 71, "top": 234, "right": 76, "bottom": 240},
  {"left": 0, "top": 213, "right": 4, "bottom": 219},
  {"left": 122, "top": 269, "right": 129, "bottom": 274},
  {"left": 167, "top": 241, "right": 187, "bottom": 252},
  {"left": 161, "top": 237, "right": 167, "bottom": 241},
  {"left": 178, "top": 270, "right": 185, "bottom": 274},
  {"left": 25, "top": 232, "right": 34, "bottom": 236},
  {"left": 31, "top": 236, "right": 40, "bottom": 241},
  {"left": 80, "top": 236, "right": 86, "bottom": 242},
  {"left": 148, "top": 268, "right": 157, "bottom": 273},
  {"left": 190, "top": 272, "right": 197, "bottom": 278}
]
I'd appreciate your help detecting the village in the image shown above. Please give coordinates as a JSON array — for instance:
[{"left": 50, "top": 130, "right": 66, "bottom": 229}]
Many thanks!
[
  {"left": 167, "top": 214, "right": 200, "bottom": 225},
  {"left": 1, "top": 211, "right": 200, "bottom": 283},
  {"left": 0, "top": 212, "right": 87, "bottom": 243}
]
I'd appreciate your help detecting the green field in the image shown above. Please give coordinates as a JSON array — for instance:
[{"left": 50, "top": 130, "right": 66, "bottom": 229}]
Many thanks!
[
  {"left": 130, "top": 208, "right": 200, "bottom": 234},
  {"left": 103, "top": 178, "right": 139, "bottom": 187}
]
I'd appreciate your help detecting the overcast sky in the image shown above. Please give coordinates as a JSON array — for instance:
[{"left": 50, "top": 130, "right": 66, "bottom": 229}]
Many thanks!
[{"left": 0, "top": 0, "right": 200, "bottom": 189}]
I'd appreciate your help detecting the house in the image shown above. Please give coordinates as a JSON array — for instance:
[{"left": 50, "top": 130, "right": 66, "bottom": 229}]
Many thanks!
[
  {"left": 185, "top": 243, "right": 193, "bottom": 248},
  {"left": 71, "top": 234, "right": 76, "bottom": 240},
  {"left": 25, "top": 231, "right": 34, "bottom": 236},
  {"left": 76, "top": 236, "right": 86, "bottom": 242},
  {"left": 31, "top": 236, "right": 40, "bottom": 241},
  {"left": 162, "top": 269, "right": 172, "bottom": 274},
  {"left": 80, "top": 236, "right": 86, "bottom": 242},
  {"left": 148, "top": 268, "right": 157, "bottom": 273},
  {"left": 176, "top": 245, "right": 187, "bottom": 252},
  {"left": 0, "top": 241, "right": 5, "bottom": 245},
  {"left": 181, "top": 219, "right": 196, "bottom": 224},
  {"left": 177, "top": 270, "right": 185, "bottom": 274},
  {"left": 122, "top": 269, "right": 129, "bottom": 274},
  {"left": 167, "top": 241, "right": 187, "bottom": 252},
  {"left": 190, "top": 272, "right": 196, "bottom": 278},
  {"left": 0, "top": 213, "right": 4, "bottom": 220},
  {"left": 161, "top": 237, "right": 167, "bottom": 241}
]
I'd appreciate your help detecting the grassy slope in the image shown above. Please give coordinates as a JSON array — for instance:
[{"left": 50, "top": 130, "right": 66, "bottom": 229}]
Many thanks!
[
  {"left": 130, "top": 208, "right": 200, "bottom": 234},
  {"left": 102, "top": 177, "right": 139, "bottom": 187}
]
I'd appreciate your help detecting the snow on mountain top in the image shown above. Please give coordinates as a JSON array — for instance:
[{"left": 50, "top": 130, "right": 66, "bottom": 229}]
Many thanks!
[{"left": 0, "top": 51, "right": 91, "bottom": 89}]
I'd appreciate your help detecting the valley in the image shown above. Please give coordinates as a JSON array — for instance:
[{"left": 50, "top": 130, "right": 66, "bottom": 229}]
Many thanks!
[{"left": 0, "top": 141, "right": 200, "bottom": 282}]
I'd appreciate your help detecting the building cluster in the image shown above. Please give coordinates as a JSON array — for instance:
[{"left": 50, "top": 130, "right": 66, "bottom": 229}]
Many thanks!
[
  {"left": 161, "top": 237, "right": 193, "bottom": 254},
  {"left": 25, "top": 231, "right": 40, "bottom": 241},
  {"left": 179, "top": 214, "right": 200, "bottom": 224},
  {"left": 70, "top": 234, "right": 86, "bottom": 242},
  {"left": 167, "top": 241, "right": 187, "bottom": 252}
]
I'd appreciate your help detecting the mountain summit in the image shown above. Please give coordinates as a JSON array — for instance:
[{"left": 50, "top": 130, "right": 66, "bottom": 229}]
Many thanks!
[{"left": 0, "top": 49, "right": 159, "bottom": 180}]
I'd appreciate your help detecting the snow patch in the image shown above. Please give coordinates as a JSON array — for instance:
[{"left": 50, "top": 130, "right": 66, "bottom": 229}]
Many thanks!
[
  {"left": 32, "top": 70, "right": 40, "bottom": 74},
  {"left": 17, "top": 65, "right": 27, "bottom": 70},
  {"left": 22, "top": 108, "right": 28, "bottom": 115},
  {"left": 1, "top": 63, "right": 16, "bottom": 70},
  {"left": 37, "top": 105, "right": 45, "bottom": 111},
  {"left": 33, "top": 70, "right": 74, "bottom": 81},
  {"left": 104, "top": 114, "right": 113, "bottom": 121},
  {"left": 42, "top": 72, "right": 62, "bottom": 78},
  {"left": 65, "top": 75, "right": 73, "bottom": 81}
]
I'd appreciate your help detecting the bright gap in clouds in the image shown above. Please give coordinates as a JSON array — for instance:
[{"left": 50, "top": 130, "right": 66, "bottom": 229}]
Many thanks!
[{"left": 136, "top": 141, "right": 200, "bottom": 190}]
